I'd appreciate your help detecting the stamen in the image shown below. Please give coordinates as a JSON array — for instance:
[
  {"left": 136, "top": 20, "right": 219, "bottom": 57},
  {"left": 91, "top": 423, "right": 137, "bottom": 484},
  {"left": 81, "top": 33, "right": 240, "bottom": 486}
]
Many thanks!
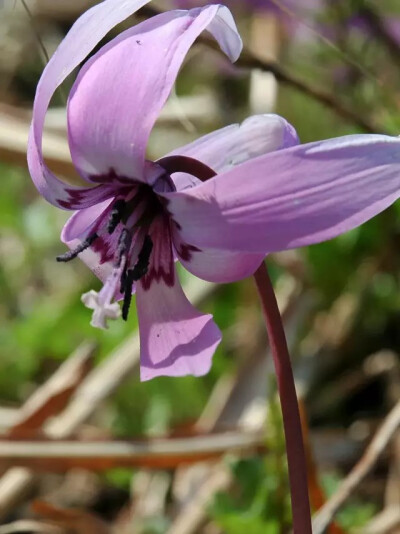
[
  {"left": 122, "top": 269, "right": 135, "bottom": 321},
  {"left": 107, "top": 199, "right": 127, "bottom": 234},
  {"left": 120, "top": 268, "right": 128, "bottom": 294},
  {"left": 56, "top": 233, "right": 98, "bottom": 262},
  {"left": 132, "top": 235, "right": 153, "bottom": 280},
  {"left": 115, "top": 228, "right": 131, "bottom": 267},
  {"left": 122, "top": 235, "right": 153, "bottom": 321}
]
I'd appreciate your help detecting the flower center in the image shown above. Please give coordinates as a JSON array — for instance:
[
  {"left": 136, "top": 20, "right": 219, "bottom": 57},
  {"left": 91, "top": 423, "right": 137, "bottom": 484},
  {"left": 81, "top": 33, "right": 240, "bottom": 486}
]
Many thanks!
[
  {"left": 57, "top": 182, "right": 167, "bottom": 327},
  {"left": 56, "top": 157, "right": 216, "bottom": 330}
]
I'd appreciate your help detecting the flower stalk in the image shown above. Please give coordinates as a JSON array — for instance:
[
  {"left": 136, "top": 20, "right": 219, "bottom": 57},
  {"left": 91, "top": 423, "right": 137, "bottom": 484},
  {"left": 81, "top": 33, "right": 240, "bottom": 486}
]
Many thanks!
[{"left": 253, "top": 262, "right": 311, "bottom": 534}]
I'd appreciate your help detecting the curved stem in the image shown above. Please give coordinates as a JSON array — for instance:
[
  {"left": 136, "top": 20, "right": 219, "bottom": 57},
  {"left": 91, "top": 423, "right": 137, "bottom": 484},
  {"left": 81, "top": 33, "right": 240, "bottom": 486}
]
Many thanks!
[
  {"left": 253, "top": 262, "right": 312, "bottom": 534},
  {"left": 157, "top": 155, "right": 216, "bottom": 182}
]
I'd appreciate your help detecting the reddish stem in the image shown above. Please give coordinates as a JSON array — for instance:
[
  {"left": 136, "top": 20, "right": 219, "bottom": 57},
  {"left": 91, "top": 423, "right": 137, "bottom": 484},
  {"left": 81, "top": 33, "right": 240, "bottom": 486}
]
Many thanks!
[
  {"left": 253, "top": 262, "right": 312, "bottom": 534},
  {"left": 157, "top": 155, "right": 216, "bottom": 182}
]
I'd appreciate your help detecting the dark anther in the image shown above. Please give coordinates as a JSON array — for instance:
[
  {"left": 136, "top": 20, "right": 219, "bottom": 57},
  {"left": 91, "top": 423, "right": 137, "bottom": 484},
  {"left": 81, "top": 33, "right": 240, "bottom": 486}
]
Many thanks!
[
  {"left": 115, "top": 228, "right": 131, "bottom": 267},
  {"left": 132, "top": 236, "right": 153, "bottom": 280},
  {"left": 107, "top": 199, "right": 126, "bottom": 234},
  {"left": 56, "top": 233, "right": 98, "bottom": 262},
  {"left": 121, "top": 236, "right": 154, "bottom": 321},
  {"left": 120, "top": 267, "right": 128, "bottom": 294},
  {"left": 122, "top": 269, "right": 135, "bottom": 321}
]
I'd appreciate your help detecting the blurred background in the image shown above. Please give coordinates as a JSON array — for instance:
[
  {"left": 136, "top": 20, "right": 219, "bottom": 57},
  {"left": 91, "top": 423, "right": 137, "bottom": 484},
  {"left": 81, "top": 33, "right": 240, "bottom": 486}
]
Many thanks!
[{"left": 0, "top": 0, "right": 399, "bottom": 532}]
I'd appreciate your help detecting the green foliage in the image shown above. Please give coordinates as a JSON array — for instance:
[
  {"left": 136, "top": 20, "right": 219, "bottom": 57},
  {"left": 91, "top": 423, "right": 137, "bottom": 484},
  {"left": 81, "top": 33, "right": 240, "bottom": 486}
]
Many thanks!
[
  {"left": 322, "top": 474, "right": 377, "bottom": 530},
  {"left": 211, "top": 392, "right": 292, "bottom": 533}
]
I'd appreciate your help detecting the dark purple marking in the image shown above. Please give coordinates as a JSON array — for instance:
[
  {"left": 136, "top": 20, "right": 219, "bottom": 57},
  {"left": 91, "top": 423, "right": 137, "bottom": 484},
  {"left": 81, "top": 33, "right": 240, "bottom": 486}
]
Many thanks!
[
  {"left": 140, "top": 259, "right": 174, "bottom": 291},
  {"left": 92, "top": 234, "right": 117, "bottom": 264},
  {"left": 176, "top": 242, "right": 201, "bottom": 262},
  {"left": 140, "top": 218, "right": 174, "bottom": 291},
  {"left": 57, "top": 183, "right": 115, "bottom": 210},
  {"left": 88, "top": 167, "right": 138, "bottom": 186}
]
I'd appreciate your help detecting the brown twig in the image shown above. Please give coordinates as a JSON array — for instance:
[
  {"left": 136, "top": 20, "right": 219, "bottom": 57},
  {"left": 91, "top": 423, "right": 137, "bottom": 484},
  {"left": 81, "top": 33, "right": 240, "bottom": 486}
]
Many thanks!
[
  {"left": 236, "top": 50, "right": 382, "bottom": 134},
  {"left": 299, "top": 402, "right": 345, "bottom": 534},
  {"left": 8, "top": 342, "right": 95, "bottom": 438},
  {"left": 138, "top": 6, "right": 382, "bottom": 134},
  {"left": 363, "top": 506, "right": 400, "bottom": 534},
  {"left": 360, "top": 6, "right": 400, "bottom": 68},
  {"left": 312, "top": 399, "right": 400, "bottom": 534}
]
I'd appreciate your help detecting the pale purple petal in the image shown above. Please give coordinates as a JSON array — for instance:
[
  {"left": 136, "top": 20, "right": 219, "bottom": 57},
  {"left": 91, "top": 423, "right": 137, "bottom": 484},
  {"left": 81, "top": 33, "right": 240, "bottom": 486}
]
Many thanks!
[
  {"left": 135, "top": 215, "right": 221, "bottom": 380},
  {"left": 27, "top": 0, "right": 157, "bottom": 207},
  {"left": 137, "top": 270, "right": 221, "bottom": 381},
  {"left": 165, "top": 135, "right": 400, "bottom": 253},
  {"left": 68, "top": 5, "right": 242, "bottom": 182},
  {"left": 173, "top": 230, "right": 264, "bottom": 282},
  {"left": 167, "top": 114, "right": 299, "bottom": 191},
  {"left": 166, "top": 114, "right": 296, "bottom": 280}
]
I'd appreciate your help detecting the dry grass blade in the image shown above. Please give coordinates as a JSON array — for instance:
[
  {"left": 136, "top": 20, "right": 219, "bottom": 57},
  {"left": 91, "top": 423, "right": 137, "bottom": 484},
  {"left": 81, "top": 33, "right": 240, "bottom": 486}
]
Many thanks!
[
  {"left": 0, "top": 430, "right": 264, "bottom": 471},
  {"left": 362, "top": 506, "right": 400, "bottom": 534},
  {"left": 0, "top": 519, "right": 62, "bottom": 534},
  {"left": 299, "top": 402, "right": 345, "bottom": 534},
  {"left": 0, "top": 343, "right": 95, "bottom": 519},
  {"left": 32, "top": 501, "right": 110, "bottom": 534},
  {"left": 0, "top": 365, "right": 98, "bottom": 510},
  {"left": 312, "top": 399, "right": 400, "bottom": 534},
  {"left": 0, "top": 104, "right": 75, "bottom": 177},
  {"left": 8, "top": 343, "right": 95, "bottom": 438},
  {"left": 0, "top": 280, "right": 214, "bottom": 517}
]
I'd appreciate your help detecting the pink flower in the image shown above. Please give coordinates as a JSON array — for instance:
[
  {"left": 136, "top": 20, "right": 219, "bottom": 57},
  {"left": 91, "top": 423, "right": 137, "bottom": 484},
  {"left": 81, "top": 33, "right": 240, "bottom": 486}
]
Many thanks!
[{"left": 28, "top": 0, "right": 400, "bottom": 380}]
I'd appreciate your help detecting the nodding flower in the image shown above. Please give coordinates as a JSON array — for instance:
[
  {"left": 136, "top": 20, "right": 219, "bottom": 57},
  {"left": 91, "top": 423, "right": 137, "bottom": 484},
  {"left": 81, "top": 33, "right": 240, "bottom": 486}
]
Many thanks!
[{"left": 28, "top": 0, "right": 400, "bottom": 380}]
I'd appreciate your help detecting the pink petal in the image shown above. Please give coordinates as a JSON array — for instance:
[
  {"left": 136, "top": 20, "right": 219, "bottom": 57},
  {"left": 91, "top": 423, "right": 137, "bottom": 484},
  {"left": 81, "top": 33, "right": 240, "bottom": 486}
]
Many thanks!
[
  {"left": 167, "top": 114, "right": 299, "bottom": 191},
  {"left": 167, "top": 114, "right": 296, "bottom": 280},
  {"left": 173, "top": 230, "right": 264, "bottom": 283},
  {"left": 27, "top": 0, "right": 157, "bottom": 208},
  {"left": 167, "top": 114, "right": 295, "bottom": 280},
  {"left": 165, "top": 135, "right": 400, "bottom": 253},
  {"left": 137, "top": 270, "right": 221, "bottom": 381},
  {"left": 67, "top": 5, "right": 242, "bottom": 182},
  {"left": 136, "top": 215, "right": 221, "bottom": 380}
]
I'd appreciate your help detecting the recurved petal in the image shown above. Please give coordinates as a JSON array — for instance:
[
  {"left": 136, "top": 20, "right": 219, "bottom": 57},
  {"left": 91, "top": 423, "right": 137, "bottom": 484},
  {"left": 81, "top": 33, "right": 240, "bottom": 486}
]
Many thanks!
[
  {"left": 28, "top": 0, "right": 156, "bottom": 207},
  {"left": 67, "top": 5, "right": 242, "bottom": 182},
  {"left": 136, "top": 268, "right": 221, "bottom": 381},
  {"left": 167, "top": 114, "right": 299, "bottom": 191},
  {"left": 165, "top": 134, "right": 400, "bottom": 253}
]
